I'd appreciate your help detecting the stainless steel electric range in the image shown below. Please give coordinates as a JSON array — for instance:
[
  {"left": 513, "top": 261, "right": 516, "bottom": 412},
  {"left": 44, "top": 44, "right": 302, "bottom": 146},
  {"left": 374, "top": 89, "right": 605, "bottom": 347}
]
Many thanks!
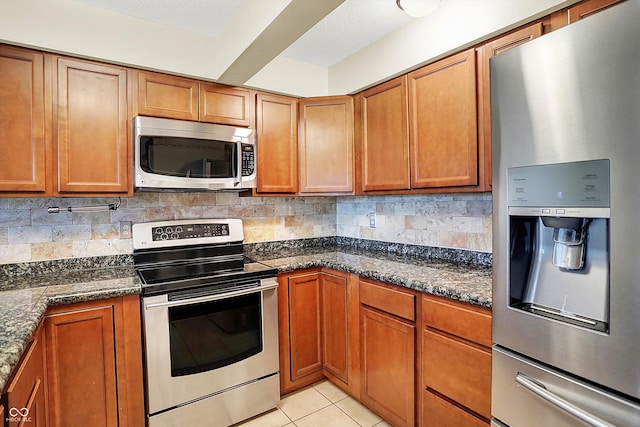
[{"left": 132, "top": 218, "right": 279, "bottom": 427}]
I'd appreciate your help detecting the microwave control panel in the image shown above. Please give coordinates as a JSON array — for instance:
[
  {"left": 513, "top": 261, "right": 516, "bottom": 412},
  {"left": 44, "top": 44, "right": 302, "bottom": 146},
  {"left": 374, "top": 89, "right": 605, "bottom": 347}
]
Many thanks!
[{"left": 241, "top": 144, "right": 255, "bottom": 176}]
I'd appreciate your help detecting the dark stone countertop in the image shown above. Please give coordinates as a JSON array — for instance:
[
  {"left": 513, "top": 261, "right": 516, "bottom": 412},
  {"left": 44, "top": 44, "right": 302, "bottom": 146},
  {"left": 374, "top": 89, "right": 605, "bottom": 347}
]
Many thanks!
[
  {"left": 0, "top": 266, "right": 141, "bottom": 392},
  {"left": 0, "top": 240, "right": 492, "bottom": 393},
  {"left": 254, "top": 247, "right": 492, "bottom": 309}
]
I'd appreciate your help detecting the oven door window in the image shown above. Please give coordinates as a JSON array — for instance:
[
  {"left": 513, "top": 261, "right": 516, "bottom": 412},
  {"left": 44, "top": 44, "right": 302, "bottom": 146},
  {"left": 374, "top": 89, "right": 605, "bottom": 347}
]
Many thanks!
[
  {"left": 168, "top": 292, "right": 262, "bottom": 377},
  {"left": 140, "top": 136, "right": 237, "bottom": 179}
]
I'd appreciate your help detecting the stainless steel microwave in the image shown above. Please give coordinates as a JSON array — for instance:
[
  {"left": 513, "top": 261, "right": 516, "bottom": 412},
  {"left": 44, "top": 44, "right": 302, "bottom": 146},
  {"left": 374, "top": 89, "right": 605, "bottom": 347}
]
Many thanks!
[{"left": 133, "top": 116, "right": 257, "bottom": 191}]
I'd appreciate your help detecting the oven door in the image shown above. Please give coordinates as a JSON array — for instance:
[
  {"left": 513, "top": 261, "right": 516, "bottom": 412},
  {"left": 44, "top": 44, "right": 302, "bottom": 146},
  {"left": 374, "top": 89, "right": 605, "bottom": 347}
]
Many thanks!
[{"left": 142, "top": 277, "right": 279, "bottom": 415}]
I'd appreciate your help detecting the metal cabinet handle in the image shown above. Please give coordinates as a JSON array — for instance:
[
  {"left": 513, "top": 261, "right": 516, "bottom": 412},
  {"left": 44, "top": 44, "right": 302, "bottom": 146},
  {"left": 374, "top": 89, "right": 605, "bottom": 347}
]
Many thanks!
[
  {"left": 145, "top": 279, "right": 278, "bottom": 310},
  {"left": 516, "top": 372, "right": 615, "bottom": 427}
]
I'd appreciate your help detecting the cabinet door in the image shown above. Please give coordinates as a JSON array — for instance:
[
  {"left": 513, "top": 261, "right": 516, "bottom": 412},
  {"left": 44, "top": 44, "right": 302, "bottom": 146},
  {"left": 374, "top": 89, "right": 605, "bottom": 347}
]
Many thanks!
[
  {"left": 322, "top": 272, "right": 349, "bottom": 384},
  {"left": 136, "top": 71, "right": 198, "bottom": 120},
  {"left": 5, "top": 323, "right": 47, "bottom": 427},
  {"left": 256, "top": 93, "right": 298, "bottom": 194},
  {"left": 200, "top": 83, "right": 253, "bottom": 127},
  {"left": 361, "top": 306, "right": 415, "bottom": 427},
  {"left": 360, "top": 76, "right": 410, "bottom": 192},
  {"left": 568, "top": 0, "right": 622, "bottom": 23},
  {"left": 408, "top": 49, "right": 477, "bottom": 189},
  {"left": 288, "top": 272, "right": 323, "bottom": 380},
  {"left": 0, "top": 45, "right": 49, "bottom": 193},
  {"left": 56, "top": 58, "right": 129, "bottom": 194},
  {"left": 477, "top": 23, "right": 543, "bottom": 190},
  {"left": 45, "top": 304, "right": 118, "bottom": 427},
  {"left": 299, "top": 96, "right": 354, "bottom": 194}
]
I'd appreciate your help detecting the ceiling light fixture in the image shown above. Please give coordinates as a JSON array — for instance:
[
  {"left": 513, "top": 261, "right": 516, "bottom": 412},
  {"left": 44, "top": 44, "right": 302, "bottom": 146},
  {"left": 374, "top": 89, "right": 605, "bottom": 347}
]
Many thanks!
[{"left": 396, "top": 0, "right": 441, "bottom": 18}]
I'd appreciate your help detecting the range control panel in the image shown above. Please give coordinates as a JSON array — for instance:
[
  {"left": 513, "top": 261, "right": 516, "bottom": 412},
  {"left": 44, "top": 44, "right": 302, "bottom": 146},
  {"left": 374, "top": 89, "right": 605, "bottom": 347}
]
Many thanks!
[
  {"left": 152, "top": 223, "right": 229, "bottom": 241},
  {"left": 132, "top": 218, "right": 243, "bottom": 250}
]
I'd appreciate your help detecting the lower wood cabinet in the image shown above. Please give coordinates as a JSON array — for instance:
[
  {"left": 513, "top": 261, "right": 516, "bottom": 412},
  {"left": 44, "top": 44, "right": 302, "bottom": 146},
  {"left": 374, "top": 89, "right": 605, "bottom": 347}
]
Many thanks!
[
  {"left": 278, "top": 269, "right": 493, "bottom": 427},
  {"left": 3, "top": 322, "right": 47, "bottom": 427},
  {"left": 422, "top": 295, "right": 492, "bottom": 426},
  {"left": 321, "top": 270, "right": 360, "bottom": 397},
  {"left": 422, "top": 391, "right": 488, "bottom": 427},
  {"left": 360, "top": 278, "right": 417, "bottom": 427},
  {"left": 278, "top": 269, "right": 359, "bottom": 396},
  {"left": 278, "top": 269, "right": 324, "bottom": 394},
  {"left": 44, "top": 294, "right": 144, "bottom": 427}
]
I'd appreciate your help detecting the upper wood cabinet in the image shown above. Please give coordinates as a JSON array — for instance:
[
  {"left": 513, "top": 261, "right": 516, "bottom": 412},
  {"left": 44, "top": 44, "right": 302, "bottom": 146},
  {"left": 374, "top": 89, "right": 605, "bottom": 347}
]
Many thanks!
[
  {"left": 477, "top": 23, "right": 543, "bottom": 190},
  {"left": 56, "top": 58, "right": 130, "bottom": 195},
  {"left": 358, "top": 76, "right": 410, "bottom": 192},
  {"left": 200, "top": 82, "right": 253, "bottom": 127},
  {"left": 0, "top": 45, "right": 50, "bottom": 194},
  {"left": 255, "top": 93, "right": 298, "bottom": 194},
  {"left": 408, "top": 49, "right": 478, "bottom": 189},
  {"left": 136, "top": 71, "right": 198, "bottom": 121},
  {"left": 0, "top": 46, "right": 131, "bottom": 197},
  {"left": 135, "top": 70, "right": 254, "bottom": 126},
  {"left": 298, "top": 96, "right": 354, "bottom": 194},
  {"left": 568, "top": 0, "right": 623, "bottom": 23}
]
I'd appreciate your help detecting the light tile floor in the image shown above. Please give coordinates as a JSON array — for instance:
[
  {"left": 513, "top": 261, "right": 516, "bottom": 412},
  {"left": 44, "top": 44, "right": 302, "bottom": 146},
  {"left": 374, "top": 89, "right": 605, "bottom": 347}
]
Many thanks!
[{"left": 237, "top": 380, "right": 392, "bottom": 427}]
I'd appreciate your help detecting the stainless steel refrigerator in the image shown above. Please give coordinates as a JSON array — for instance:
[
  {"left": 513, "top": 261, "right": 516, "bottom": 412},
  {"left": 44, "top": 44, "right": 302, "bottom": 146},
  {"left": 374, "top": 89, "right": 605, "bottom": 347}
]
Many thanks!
[{"left": 491, "top": 1, "right": 640, "bottom": 425}]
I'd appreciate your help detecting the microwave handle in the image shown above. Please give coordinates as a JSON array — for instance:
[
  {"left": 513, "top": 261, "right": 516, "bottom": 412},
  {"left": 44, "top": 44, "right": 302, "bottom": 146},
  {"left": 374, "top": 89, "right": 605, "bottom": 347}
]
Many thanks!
[{"left": 234, "top": 141, "right": 242, "bottom": 186}]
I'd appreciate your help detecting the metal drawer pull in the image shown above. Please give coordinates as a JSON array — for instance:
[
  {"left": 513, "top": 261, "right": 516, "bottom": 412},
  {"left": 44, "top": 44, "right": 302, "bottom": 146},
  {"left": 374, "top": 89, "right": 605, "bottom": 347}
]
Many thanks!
[{"left": 515, "top": 373, "right": 615, "bottom": 427}]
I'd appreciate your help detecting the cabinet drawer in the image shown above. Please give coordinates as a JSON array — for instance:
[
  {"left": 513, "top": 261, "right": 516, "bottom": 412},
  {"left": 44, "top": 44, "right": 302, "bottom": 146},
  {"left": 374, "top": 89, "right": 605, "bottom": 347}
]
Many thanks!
[
  {"left": 423, "top": 296, "right": 491, "bottom": 347},
  {"left": 360, "top": 279, "right": 415, "bottom": 321},
  {"left": 423, "top": 330, "right": 491, "bottom": 419},
  {"left": 423, "top": 390, "right": 488, "bottom": 427}
]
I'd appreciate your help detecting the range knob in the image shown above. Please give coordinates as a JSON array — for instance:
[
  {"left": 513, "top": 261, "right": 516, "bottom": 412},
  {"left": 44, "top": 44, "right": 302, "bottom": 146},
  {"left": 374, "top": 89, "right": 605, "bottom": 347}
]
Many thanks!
[
  {"left": 170, "top": 233, "right": 180, "bottom": 240},
  {"left": 159, "top": 233, "right": 169, "bottom": 240}
]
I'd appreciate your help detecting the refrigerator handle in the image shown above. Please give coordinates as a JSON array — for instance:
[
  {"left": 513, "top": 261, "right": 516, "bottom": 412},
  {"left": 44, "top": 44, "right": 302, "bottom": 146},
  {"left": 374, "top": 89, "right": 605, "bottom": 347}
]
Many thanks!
[{"left": 516, "top": 373, "right": 615, "bottom": 427}]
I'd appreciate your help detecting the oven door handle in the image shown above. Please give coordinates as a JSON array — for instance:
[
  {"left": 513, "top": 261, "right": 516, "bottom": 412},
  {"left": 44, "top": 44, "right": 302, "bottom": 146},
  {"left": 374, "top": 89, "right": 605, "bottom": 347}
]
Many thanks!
[{"left": 144, "top": 279, "right": 278, "bottom": 310}]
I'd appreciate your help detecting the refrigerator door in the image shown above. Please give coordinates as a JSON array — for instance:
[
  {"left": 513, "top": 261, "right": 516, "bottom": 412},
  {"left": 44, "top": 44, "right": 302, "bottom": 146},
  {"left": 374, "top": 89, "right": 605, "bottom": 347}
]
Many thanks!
[
  {"left": 492, "top": 346, "right": 640, "bottom": 427},
  {"left": 491, "top": 0, "right": 640, "bottom": 399}
]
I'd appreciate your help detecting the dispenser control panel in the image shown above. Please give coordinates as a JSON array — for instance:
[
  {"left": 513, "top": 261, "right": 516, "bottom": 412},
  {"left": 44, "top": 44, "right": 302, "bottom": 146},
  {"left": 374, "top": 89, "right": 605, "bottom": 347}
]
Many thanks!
[{"left": 508, "top": 159, "right": 610, "bottom": 208}]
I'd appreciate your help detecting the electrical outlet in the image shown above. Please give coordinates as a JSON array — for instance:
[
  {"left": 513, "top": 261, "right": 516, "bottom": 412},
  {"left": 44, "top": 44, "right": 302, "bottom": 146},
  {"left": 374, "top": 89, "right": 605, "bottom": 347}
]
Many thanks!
[
  {"left": 119, "top": 221, "right": 132, "bottom": 238},
  {"left": 369, "top": 212, "right": 376, "bottom": 228}
]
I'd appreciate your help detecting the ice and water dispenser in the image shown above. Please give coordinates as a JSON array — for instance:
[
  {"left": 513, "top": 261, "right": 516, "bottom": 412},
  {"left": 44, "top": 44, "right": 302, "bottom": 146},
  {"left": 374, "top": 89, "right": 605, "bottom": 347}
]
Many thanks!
[{"left": 507, "top": 160, "right": 610, "bottom": 332}]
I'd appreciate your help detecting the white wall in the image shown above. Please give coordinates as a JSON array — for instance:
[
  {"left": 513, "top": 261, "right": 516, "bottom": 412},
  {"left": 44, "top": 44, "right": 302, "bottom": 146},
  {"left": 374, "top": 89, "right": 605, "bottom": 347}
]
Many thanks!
[
  {"left": 329, "top": 0, "right": 578, "bottom": 94},
  {"left": 1, "top": 0, "right": 578, "bottom": 97}
]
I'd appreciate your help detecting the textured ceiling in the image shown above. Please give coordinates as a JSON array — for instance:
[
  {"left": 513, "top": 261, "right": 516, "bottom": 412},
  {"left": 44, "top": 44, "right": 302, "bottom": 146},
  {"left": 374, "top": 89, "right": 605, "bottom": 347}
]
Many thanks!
[
  {"left": 74, "top": 0, "right": 245, "bottom": 37},
  {"left": 73, "top": 0, "right": 417, "bottom": 67}
]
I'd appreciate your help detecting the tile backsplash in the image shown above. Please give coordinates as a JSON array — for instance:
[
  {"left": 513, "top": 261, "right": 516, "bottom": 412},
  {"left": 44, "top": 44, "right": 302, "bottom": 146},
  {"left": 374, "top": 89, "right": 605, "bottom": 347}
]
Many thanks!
[
  {"left": 0, "top": 192, "right": 336, "bottom": 264},
  {"left": 336, "top": 193, "right": 492, "bottom": 253},
  {"left": 0, "top": 192, "right": 492, "bottom": 264}
]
